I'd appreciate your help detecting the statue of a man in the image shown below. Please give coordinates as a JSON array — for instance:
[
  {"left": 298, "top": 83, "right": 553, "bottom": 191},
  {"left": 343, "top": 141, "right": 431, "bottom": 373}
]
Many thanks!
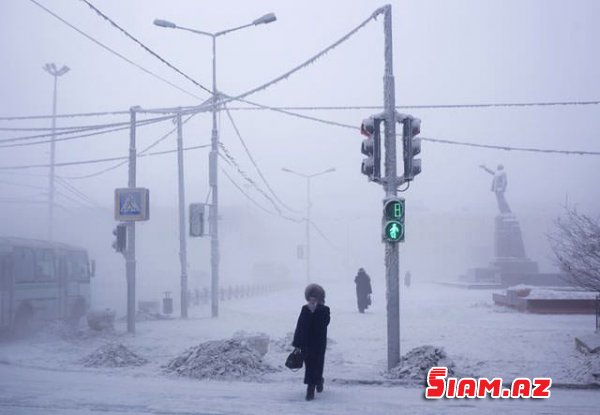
[{"left": 479, "top": 164, "right": 511, "bottom": 214}]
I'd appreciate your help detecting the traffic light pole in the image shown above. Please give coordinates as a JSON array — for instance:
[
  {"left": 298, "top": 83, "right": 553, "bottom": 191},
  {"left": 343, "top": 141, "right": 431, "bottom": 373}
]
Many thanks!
[
  {"left": 176, "top": 112, "right": 189, "bottom": 318},
  {"left": 382, "top": 5, "right": 401, "bottom": 370},
  {"left": 127, "top": 107, "right": 137, "bottom": 334}
]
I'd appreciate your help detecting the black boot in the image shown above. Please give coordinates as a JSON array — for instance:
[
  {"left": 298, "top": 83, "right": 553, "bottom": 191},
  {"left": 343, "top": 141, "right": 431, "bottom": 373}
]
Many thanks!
[
  {"left": 306, "top": 384, "right": 316, "bottom": 401},
  {"left": 316, "top": 379, "right": 324, "bottom": 393}
]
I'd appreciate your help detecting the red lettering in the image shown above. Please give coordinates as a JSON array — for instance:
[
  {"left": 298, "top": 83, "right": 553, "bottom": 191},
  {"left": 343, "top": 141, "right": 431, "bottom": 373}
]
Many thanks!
[
  {"left": 511, "top": 378, "right": 532, "bottom": 398},
  {"left": 477, "top": 378, "right": 503, "bottom": 398},
  {"left": 531, "top": 378, "right": 552, "bottom": 399},
  {"left": 425, "top": 367, "right": 447, "bottom": 399},
  {"left": 456, "top": 378, "right": 477, "bottom": 398}
]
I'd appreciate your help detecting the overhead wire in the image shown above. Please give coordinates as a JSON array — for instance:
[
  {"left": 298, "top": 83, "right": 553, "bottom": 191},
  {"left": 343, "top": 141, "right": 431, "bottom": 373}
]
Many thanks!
[
  {"left": 217, "top": 146, "right": 283, "bottom": 214},
  {"left": 223, "top": 103, "right": 297, "bottom": 213},
  {"left": 221, "top": 167, "right": 302, "bottom": 223},
  {"left": 60, "top": 113, "right": 199, "bottom": 179},
  {"left": 79, "top": 0, "right": 212, "bottom": 95},
  {"left": 27, "top": 0, "right": 202, "bottom": 100},
  {"left": 0, "top": 143, "right": 210, "bottom": 170}
]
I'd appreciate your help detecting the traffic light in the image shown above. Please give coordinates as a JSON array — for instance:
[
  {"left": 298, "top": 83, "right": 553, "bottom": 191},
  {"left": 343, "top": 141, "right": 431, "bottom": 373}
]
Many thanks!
[
  {"left": 189, "top": 203, "right": 205, "bottom": 237},
  {"left": 360, "top": 117, "right": 382, "bottom": 181},
  {"left": 402, "top": 116, "right": 422, "bottom": 181},
  {"left": 382, "top": 197, "right": 405, "bottom": 243},
  {"left": 112, "top": 223, "right": 127, "bottom": 253}
]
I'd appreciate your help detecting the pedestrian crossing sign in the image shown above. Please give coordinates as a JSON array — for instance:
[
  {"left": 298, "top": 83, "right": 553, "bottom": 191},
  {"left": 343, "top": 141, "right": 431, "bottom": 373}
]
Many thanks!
[{"left": 114, "top": 188, "right": 150, "bottom": 221}]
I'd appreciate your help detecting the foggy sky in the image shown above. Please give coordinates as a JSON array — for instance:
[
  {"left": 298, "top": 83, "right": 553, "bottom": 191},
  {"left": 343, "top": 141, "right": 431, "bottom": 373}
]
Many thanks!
[{"left": 0, "top": 0, "right": 599, "bottom": 307}]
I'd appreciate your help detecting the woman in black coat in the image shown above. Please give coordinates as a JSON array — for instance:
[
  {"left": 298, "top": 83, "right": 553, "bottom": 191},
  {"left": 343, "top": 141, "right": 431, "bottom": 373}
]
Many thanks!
[
  {"left": 354, "top": 268, "right": 372, "bottom": 313},
  {"left": 292, "top": 283, "right": 330, "bottom": 401}
]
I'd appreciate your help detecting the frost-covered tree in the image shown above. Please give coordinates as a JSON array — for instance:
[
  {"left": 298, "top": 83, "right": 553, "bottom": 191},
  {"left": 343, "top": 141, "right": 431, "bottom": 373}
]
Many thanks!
[{"left": 548, "top": 207, "right": 600, "bottom": 292}]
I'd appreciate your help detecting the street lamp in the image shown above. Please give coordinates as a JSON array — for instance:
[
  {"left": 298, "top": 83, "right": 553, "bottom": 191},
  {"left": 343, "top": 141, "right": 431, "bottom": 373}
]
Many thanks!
[
  {"left": 154, "top": 13, "right": 277, "bottom": 318},
  {"left": 43, "top": 63, "right": 70, "bottom": 241},
  {"left": 281, "top": 167, "right": 336, "bottom": 283}
]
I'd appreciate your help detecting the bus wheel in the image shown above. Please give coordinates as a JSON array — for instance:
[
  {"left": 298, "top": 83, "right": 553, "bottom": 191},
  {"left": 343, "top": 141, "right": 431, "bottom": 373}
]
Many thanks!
[{"left": 12, "top": 305, "right": 33, "bottom": 338}]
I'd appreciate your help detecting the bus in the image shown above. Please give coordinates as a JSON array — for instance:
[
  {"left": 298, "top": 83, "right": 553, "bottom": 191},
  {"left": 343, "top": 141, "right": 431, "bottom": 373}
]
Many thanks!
[{"left": 0, "top": 237, "right": 94, "bottom": 335}]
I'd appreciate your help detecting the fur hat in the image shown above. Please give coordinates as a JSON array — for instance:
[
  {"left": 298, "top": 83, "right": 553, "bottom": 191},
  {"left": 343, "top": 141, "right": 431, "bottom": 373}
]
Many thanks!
[{"left": 305, "top": 283, "right": 326, "bottom": 304}]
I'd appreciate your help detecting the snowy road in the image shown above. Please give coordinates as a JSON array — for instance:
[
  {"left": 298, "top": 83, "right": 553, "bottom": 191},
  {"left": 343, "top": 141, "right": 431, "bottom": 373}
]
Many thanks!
[
  {"left": 1, "top": 282, "right": 599, "bottom": 414},
  {"left": 1, "top": 364, "right": 599, "bottom": 415}
]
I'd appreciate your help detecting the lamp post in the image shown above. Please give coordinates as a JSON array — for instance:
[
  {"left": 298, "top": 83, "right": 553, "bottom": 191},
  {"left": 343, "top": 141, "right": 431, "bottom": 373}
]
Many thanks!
[
  {"left": 154, "top": 13, "right": 276, "bottom": 318},
  {"left": 43, "top": 63, "right": 69, "bottom": 241},
  {"left": 281, "top": 167, "right": 335, "bottom": 283}
]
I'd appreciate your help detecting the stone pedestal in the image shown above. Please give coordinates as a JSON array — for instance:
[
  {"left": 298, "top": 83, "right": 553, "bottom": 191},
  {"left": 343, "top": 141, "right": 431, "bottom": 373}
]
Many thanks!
[{"left": 491, "top": 213, "right": 538, "bottom": 276}]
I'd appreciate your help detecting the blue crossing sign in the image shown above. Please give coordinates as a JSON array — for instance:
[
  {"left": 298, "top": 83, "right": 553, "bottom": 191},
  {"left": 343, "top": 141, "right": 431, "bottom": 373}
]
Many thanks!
[{"left": 114, "top": 188, "right": 150, "bottom": 221}]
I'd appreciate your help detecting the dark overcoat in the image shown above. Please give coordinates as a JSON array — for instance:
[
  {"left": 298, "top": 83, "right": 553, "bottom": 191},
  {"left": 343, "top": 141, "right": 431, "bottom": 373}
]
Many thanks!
[
  {"left": 292, "top": 303, "right": 330, "bottom": 385},
  {"left": 355, "top": 271, "right": 372, "bottom": 310}
]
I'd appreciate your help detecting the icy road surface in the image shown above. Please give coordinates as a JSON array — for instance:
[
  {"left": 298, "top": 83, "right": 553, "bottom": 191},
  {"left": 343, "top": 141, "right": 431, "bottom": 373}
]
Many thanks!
[{"left": 1, "top": 282, "right": 599, "bottom": 414}]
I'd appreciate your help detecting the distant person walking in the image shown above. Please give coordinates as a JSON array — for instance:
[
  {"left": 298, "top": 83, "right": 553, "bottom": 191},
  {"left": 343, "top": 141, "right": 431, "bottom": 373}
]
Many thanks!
[
  {"left": 354, "top": 268, "right": 372, "bottom": 313},
  {"left": 292, "top": 284, "right": 330, "bottom": 401},
  {"left": 404, "top": 271, "right": 411, "bottom": 288}
]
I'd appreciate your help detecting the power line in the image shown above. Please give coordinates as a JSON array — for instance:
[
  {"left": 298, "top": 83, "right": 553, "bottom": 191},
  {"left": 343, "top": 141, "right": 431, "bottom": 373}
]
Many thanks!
[
  {"left": 223, "top": 104, "right": 297, "bottom": 213},
  {"left": 80, "top": 0, "right": 212, "bottom": 95},
  {"left": 27, "top": 0, "right": 202, "bottom": 100},
  {"left": 0, "top": 114, "right": 174, "bottom": 146},
  {"left": 221, "top": 167, "right": 302, "bottom": 223},
  {"left": 234, "top": 97, "right": 600, "bottom": 156},
  {"left": 217, "top": 146, "right": 283, "bottom": 214},
  {"left": 0, "top": 110, "right": 130, "bottom": 121},
  {"left": 4, "top": 98, "right": 600, "bottom": 122},
  {"left": 224, "top": 100, "right": 600, "bottom": 111},
  {"left": 62, "top": 113, "right": 198, "bottom": 179},
  {"left": 215, "top": 8, "right": 383, "bottom": 110},
  {"left": 0, "top": 143, "right": 210, "bottom": 170}
]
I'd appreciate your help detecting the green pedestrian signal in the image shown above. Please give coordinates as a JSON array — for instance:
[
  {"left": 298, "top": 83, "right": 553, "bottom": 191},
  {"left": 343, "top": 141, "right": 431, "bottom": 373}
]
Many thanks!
[
  {"left": 382, "top": 197, "right": 405, "bottom": 242},
  {"left": 384, "top": 220, "right": 404, "bottom": 242}
]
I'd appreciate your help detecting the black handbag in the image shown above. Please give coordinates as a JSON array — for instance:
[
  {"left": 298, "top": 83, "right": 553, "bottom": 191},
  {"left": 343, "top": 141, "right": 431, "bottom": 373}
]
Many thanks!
[{"left": 285, "top": 349, "right": 303, "bottom": 371}]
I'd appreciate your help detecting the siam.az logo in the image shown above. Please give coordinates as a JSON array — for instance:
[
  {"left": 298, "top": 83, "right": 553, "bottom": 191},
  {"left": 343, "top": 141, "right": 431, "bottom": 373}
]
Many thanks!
[{"left": 425, "top": 367, "right": 552, "bottom": 399}]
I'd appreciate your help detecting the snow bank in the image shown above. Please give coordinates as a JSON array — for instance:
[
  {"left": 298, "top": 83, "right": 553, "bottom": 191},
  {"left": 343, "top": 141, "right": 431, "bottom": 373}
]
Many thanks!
[
  {"left": 82, "top": 343, "right": 148, "bottom": 368},
  {"left": 385, "top": 345, "right": 455, "bottom": 384},
  {"left": 165, "top": 338, "right": 277, "bottom": 380}
]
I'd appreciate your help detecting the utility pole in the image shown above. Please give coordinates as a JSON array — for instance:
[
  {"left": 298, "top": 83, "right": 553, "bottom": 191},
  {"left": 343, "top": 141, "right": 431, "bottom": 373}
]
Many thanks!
[
  {"left": 305, "top": 178, "right": 311, "bottom": 283},
  {"left": 153, "top": 12, "right": 277, "bottom": 318},
  {"left": 209, "top": 36, "right": 220, "bottom": 318},
  {"left": 126, "top": 107, "right": 137, "bottom": 334},
  {"left": 382, "top": 5, "right": 400, "bottom": 370},
  {"left": 43, "top": 63, "right": 69, "bottom": 241},
  {"left": 281, "top": 167, "right": 335, "bottom": 283},
  {"left": 176, "top": 112, "right": 189, "bottom": 318}
]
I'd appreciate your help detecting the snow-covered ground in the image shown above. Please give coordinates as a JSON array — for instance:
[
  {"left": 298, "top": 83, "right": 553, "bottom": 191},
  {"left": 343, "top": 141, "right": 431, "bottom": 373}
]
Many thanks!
[{"left": 1, "top": 281, "right": 599, "bottom": 414}]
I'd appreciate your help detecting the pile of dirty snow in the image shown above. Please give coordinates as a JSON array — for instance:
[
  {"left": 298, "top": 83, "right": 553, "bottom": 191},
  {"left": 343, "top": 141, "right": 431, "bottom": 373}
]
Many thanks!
[
  {"left": 270, "top": 332, "right": 294, "bottom": 353},
  {"left": 166, "top": 338, "right": 276, "bottom": 380},
  {"left": 82, "top": 343, "right": 148, "bottom": 368},
  {"left": 385, "top": 345, "right": 455, "bottom": 383}
]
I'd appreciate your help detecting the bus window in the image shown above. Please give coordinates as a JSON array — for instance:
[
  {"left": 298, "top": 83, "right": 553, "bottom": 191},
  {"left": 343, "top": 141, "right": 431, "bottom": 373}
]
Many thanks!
[
  {"left": 35, "top": 249, "right": 55, "bottom": 281},
  {"left": 67, "top": 251, "right": 89, "bottom": 281},
  {"left": 14, "top": 247, "right": 35, "bottom": 283}
]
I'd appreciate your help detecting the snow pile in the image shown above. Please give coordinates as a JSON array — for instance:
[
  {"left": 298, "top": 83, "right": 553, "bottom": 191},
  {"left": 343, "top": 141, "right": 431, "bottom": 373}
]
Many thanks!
[
  {"left": 166, "top": 338, "right": 276, "bottom": 380},
  {"left": 385, "top": 345, "right": 455, "bottom": 383},
  {"left": 82, "top": 343, "right": 148, "bottom": 368},
  {"left": 507, "top": 285, "right": 596, "bottom": 300},
  {"left": 232, "top": 331, "right": 270, "bottom": 357},
  {"left": 270, "top": 332, "right": 294, "bottom": 353}
]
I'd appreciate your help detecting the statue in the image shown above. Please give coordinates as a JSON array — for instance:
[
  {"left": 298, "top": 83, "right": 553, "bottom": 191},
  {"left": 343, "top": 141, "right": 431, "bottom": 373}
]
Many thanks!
[{"left": 479, "top": 164, "right": 511, "bottom": 214}]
